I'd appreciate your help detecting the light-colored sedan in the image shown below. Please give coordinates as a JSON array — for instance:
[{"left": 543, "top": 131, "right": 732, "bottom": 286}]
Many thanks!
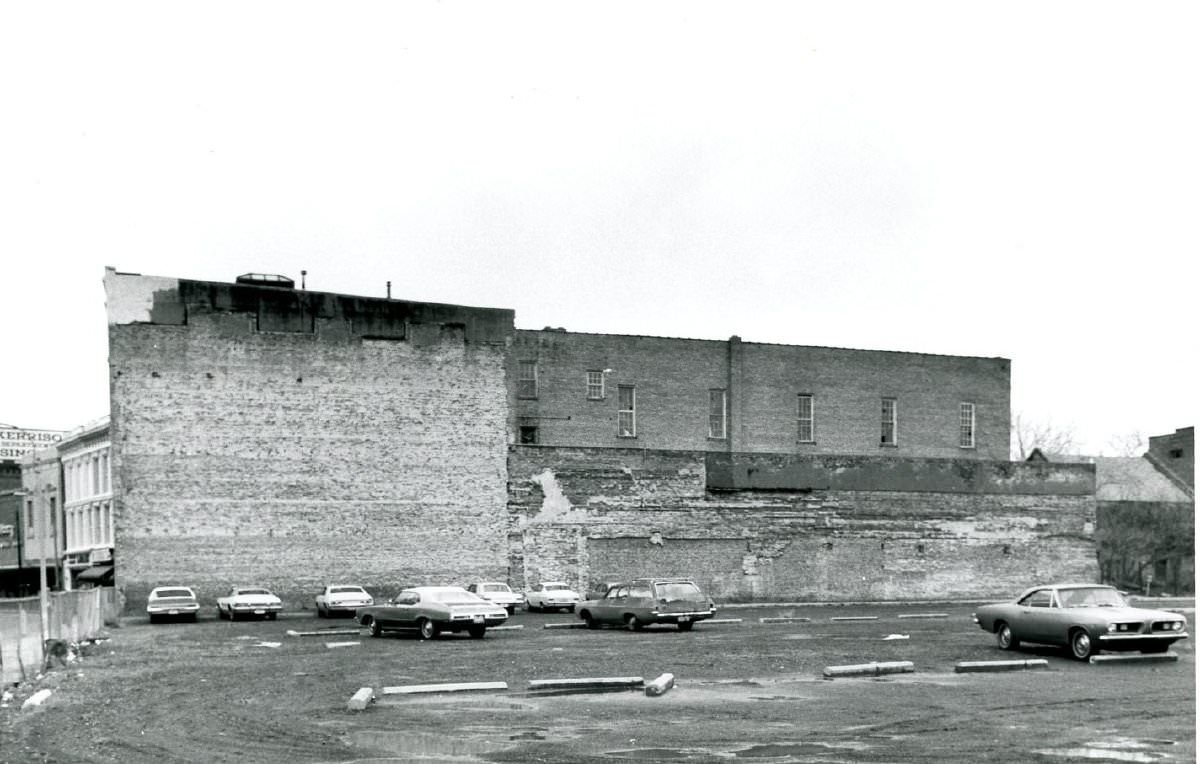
[
  {"left": 465, "top": 582, "right": 525, "bottom": 613},
  {"left": 525, "top": 581, "right": 581, "bottom": 612},
  {"left": 357, "top": 586, "right": 508, "bottom": 639},
  {"left": 146, "top": 586, "right": 200, "bottom": 624},
  {"left": 973, "top": 583, "right": 1189, "bottom": 660},
  {"left": 315, "top": 584, "right": 374, "bottom": 618},
  {"left": 216, "top": 586, "right": 283, "bottom": 621}
]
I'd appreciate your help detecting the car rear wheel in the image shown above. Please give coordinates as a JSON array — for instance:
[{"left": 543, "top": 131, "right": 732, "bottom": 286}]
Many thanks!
[
  {"left": 317, "top": 605, "right": 327, "bottom": 618},
  {"left": 527, "top": 602, "right": 540, "bottom": 612},
  {"left": 149, "top": 614, "right": 159, "bottom": 625},
  {"left": 267, "top": 612, "right": 277, "bottom": 621},
  {"left": 418, "top": 618, "right": 439, "bottom": 640},
  {"left": 468, "top": 625, "right": 486, "bottom": 639},
  {"left": 677, "top": 621, "right": 694, "bottom": 632},
  {"left": 625, "top": 614, "right": 644, "bottom": 632},
  {"left": 367, "top": 619, "right": 382, "bottom": 638},
  {"left": 996, "top": 622, "right": 1018, "bottom": 651},
  {"left": 1070, "top": 628, "right": 1095, "bottom": 660},
  {"left": 582, "top": 612, "right": 599, "bottom": 630}
]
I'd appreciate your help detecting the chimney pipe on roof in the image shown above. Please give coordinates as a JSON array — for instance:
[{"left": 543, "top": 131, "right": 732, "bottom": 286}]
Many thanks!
[
  {"left": 387, "top": 281, "right": 392, "bottom": 299},
  {"left": 301, "top": 270, "right": 307, "bottom": 290}
]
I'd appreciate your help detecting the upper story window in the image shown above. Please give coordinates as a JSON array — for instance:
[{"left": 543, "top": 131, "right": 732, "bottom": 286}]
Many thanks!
[
  {"left": 519, "top": 425, "right": 538, "bottom": 445},
  {"left": 880, "top": 398, "right": 897, "bottom": 446},
  {"left": 618, "top": 385, "right": 636, "bottom": 438},
  {"left": 517, "top": 361, "right": 538, "bottom": 399},
  {"left": 586, "top": 371, "right": 605, "bottom": 400},
  {"left": 959, "top": 402, "right": 976, "bottom": 448},
  {"left": 797, "top": 394, "right": 815, "bottom": 443},
  {"left": 708, "top": 389, "right": 727, "bottom": 439}
]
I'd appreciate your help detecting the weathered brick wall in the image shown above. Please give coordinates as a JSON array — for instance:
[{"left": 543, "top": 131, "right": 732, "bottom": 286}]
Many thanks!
[
  {"left": 106, "top": 271, "right": 513, "bottom": 611},
  {"left": 510, "top": 330, "right": 1009, "bottom": 459},
  {"left": 509, "top": 445, "right": 1097, "bottom": 601}
]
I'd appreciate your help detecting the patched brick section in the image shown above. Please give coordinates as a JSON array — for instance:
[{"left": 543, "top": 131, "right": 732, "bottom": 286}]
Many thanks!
[
  {"left": 509, "top": 446, "right": 1097, "bottom": 601},
  {"left": 510, "top": 330, "right": 1010, "bottom": 460},
  {"left": 109, "top": 299, "right": 511, "bottom": 612}
]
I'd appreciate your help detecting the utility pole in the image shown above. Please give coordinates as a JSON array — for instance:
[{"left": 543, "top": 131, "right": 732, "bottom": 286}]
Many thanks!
[{"left": 38, "top": 485, "right": 50, "bottom": 645}]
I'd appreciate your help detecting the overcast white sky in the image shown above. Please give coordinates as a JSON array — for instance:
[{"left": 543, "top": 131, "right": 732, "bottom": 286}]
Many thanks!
[{"left": 2, "top": 2, "right": 1196, "bottom": 456}]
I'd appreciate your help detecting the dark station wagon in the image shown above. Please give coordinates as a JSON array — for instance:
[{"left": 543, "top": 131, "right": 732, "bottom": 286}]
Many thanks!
[{"left": 577, "top": 577, "right": 716, "bottom": 631}]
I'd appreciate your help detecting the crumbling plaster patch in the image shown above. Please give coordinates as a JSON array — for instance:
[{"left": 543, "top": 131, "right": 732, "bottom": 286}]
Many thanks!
[
  {"left": 524, "top": 469, "right": 588, "bottom": 525},
  {"left": 104, "top": 269, "right": 181, "bottom": 325}
]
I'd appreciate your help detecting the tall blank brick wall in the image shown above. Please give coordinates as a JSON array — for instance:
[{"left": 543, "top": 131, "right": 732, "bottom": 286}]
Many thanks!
[{"left": 107, "top": 274, "right": 512, "bottom": 611}]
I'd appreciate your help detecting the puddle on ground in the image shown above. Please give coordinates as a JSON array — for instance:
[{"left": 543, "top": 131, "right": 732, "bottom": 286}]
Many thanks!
[{"left": 1035, "top": 736, "right": 1178, "bottom": 762}]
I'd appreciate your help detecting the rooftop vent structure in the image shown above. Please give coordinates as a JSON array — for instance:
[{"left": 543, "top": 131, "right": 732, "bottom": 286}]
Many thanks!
[{"left": 235, "top": 273, "right": 295, "bottom": 289}]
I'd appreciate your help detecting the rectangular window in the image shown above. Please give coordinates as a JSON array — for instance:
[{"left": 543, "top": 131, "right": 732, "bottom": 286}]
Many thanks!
[
  {"left": 27, "top": 500, "right": 34, "bottom": 531},
  {"left": 881, "top": 398, "right": 897, "bottom": 446},
  {"left": 797, "top": 394, "right": 815, "bottom": 443},
  {"left": 517, "top": 360, "right": 538, "bottom": 399},
  {"left": 708, "top": 389, "right": 727, "bottom": 439},
  {"left": 586, "top": 371, "right": 605, "bottom": 400},
  {"left": 618, "top": 385, "right": 636, "bottom": 438},
  {"left": 959, "top": 402, "right": 976, "bottom": 448},
  {"left": 518, "top": 425, "right": 539, "bottom": 444}
]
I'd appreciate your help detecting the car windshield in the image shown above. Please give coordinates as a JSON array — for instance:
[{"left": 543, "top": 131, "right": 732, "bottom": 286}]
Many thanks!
[
  {"left": 155, "top": 588, "right": 193, "bottom": 598},
  {"left": 330, "top": 586, "right": 366, "bottom": 594},
  {"left": 237, "top": 588, "right": 272, "bottom": 596},
  {"left": 1058, "top": 587, "right": 1127, "bottom": 608},
  {"left": 481, "top": 584, "right": 510, "bottom": 593},
  {"left": 655, "top": 582, "right": 703, "bottom": 602}
]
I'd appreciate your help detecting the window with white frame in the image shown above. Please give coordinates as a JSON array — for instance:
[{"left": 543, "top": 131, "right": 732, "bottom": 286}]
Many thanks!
[
  {"left": 959, "top": 402, "right": 976, "bottom": 448},
  {"left": 618, "top": 385, "right": 636, "bottom": 437},
  {"left": 797, "top": 394, "right": 815, "bottom": 443},
  {"left": 517, "top": 360, "right": 538, "bottom": 399},
  {"left": 586, "top": 371, "right": 605, "bottom": 400},
  {"left": 708, "top": 389, "right": 727, "bottom": 439},
  {"left": 881, "top": 398, "right": 897, "bottom": 446}
]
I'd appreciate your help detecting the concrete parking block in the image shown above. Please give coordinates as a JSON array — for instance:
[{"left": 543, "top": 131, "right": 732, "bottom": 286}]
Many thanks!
[
  {"left": 528, "top": 676, "right": 645, "bottom": 693},
  {"left": 490, "top": 625, "right": 525, "bottom": 631},
  {"left": 645, "top": 673, "right": 676, "bottom": 697},
  {"left": 759, "top": 616, "right": 811, "bottom": 624},
  {"left": 381, "top": 681, "right": 509, "bottom": 695},
  {"left": 254, "top": 641, "right": 282, "bottom": 648},
  {"left": 831, "top": 616, "right": 879, "bottom": 622},
  {"left": 543, "top": 622, "right": 587, "bottom": 630},
  {"left": 704, "top": 618, "right": 744, "bottom": 625},
  {"left": 287, "top": 628, "right": 362, "bottom": 637},
  {"left": 897, "top": 613, "right": 949, "bottom": 619},
  {"left": 954, "top": 659, "right": 1049, "bottom": 673},
  {"left": 822, "top": 660, "right": 914, "bottom": 679},
  {"left": 1090, "top": 652, "right": 1180, "bottom": 665},
  {"left": 347, "top": 687, "right": 374, "bottom": 711},
  {"left": 22, "top": 689, "right": 52, "bottom": 709},
  {"left": 325, "top": 641, "right": 360, "bottom": 648}
]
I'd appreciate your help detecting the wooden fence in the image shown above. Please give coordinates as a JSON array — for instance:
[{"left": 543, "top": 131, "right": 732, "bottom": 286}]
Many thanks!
[{"left": 0, "top": 587, "right": 117, "bottom": 686}]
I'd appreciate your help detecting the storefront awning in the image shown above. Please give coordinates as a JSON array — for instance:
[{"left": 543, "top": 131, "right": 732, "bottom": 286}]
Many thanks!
[{"left": 75, "top": 565, "right": 114, "bottom": 584}]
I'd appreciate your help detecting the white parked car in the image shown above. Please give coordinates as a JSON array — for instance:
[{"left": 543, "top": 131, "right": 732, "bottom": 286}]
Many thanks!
[
  {"left": 146, "top": 586, "right": 200, "bottom": 623},
  {"left": 315, "top": 584, "right": 374, "bottom": 617},
  {"left": 464, "top": 582, "right": 525, "bottom": 613},
  {"left": 217, "top": 586, "right": 283, "bottom": 621},
  {"left": 525, "top": 581, "right": 582, "bottom": 612}
]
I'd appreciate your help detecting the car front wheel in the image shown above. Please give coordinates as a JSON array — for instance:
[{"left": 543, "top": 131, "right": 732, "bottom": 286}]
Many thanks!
[
  {"left": 1070, "top": 628, "right": 1096, "bottom": 660},
  {"left": 368, "top": 619, "right": 382, "bottom": 638},
  {"left": 418, "top": 618, "right": 439, "bottom": 640},
  {"left": 677, "top": 621, "right": 694, "bottom": 632},
  {"left": 996, "top": 622, "right": 1018, "bottom": 651},
  {"left": 582, "top": 612, "right": 599, "bottom": 630},
  {"left": 468, "top": 625, "right": 486, "bottom": 639},
  {"left": 625, "top": 614, "right": 644, "bottom": 632}
]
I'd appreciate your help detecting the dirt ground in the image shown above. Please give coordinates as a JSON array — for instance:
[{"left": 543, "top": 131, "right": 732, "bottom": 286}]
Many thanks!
[{"left": 1, "top": 602, "right": 1194, "bottom": 763}]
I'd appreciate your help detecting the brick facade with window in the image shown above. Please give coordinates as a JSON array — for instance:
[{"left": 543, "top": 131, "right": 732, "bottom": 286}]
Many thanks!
[{"left": 508, "top": 330, "right": 1009, "bottom": 459}]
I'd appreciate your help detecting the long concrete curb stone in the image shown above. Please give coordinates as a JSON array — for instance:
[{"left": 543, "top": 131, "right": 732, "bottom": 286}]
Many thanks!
[
  {"left": 382, "top": 682, "right": 509, "bottom": 695},
  {"left": 490, "top": 625, "right": 524, "bottom": 631},
  {"left": 705, "top": 618, "right": 744, "bottom": 625},
  {"left": 528, "top": 677, "right": 644, "bottom": 694},
  {"left": 287, "top": 628, "right": 362, "bottom": 637},
  {"left": 831, "top": 616, "right": 878, "bottom": 622},
  {"left": 1090, "top": 652, "right": 1179, "bottom": 665},
  {"left": 347, "top": 687, "right": 374, "bottom": 711},
  {"left": 645, "top": 673, "right": 675, "bottom": 697},
  {"left": 955, "top": 659, "right": 1049, "bottom": 673},
  {"left": 759, "top": 616, "right": 811, "bottom": 624},
  {"left": 822, "top": 661, "right": 915, "bottom": 679},
  {"left": 543, "top": 622, "right": 587, "bottom": 630},
  {"left": 897, "top": 613, "right": 949, "bottom": 619}
]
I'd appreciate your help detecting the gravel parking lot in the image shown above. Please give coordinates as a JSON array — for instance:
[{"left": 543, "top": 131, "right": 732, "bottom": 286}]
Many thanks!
[{"left": 2, "top": 603, "right": 1194, "bottom": 763}]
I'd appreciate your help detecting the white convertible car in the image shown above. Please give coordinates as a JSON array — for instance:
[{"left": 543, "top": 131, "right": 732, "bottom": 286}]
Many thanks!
[{"left": 217, "top": 586, "right": 283, "bottom": 621}]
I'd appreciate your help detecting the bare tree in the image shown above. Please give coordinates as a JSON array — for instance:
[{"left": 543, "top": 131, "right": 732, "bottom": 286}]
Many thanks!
[
  {"left": 1104, "top": 430, "right": 1146, "bottom": 457},
  {"left": 1011, "top": 413, "right": 1079, "bottom": 461}
]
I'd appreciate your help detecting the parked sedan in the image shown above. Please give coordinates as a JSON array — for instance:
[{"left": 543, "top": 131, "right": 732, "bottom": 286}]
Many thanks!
[
  {"left": 315, "top": 584, "right": 374, "bottom": 617},
  {"left": 525, "top": 581, "right": 582, "bottom": 612},
  {"left": 973, "top": 583, "right": 1189, "bottom": 660},
  {"left": 357, "top": 586, "right": 508, "bottom": 639},
  {"left": 577, "top": 578, "right": 716, "bottom": 631},
  {"left": 465, "top": 582, "right": 525, "bottom": 613},
  {"left": 216, "top": 586, "right": 283, "bottom": 621},
  {"left": 146, "top": 586, "right": 200, "bottom": 624}
]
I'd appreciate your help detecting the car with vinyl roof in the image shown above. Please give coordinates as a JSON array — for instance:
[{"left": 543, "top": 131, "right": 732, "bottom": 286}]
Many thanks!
[{"left": 576, "top": 577, "right": 716, "bottom": 631}]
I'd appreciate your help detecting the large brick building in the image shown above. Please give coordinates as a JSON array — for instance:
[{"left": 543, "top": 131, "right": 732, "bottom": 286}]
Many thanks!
[{"left": 104, "top": 268, "right": 1096, "bottom": 609}]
